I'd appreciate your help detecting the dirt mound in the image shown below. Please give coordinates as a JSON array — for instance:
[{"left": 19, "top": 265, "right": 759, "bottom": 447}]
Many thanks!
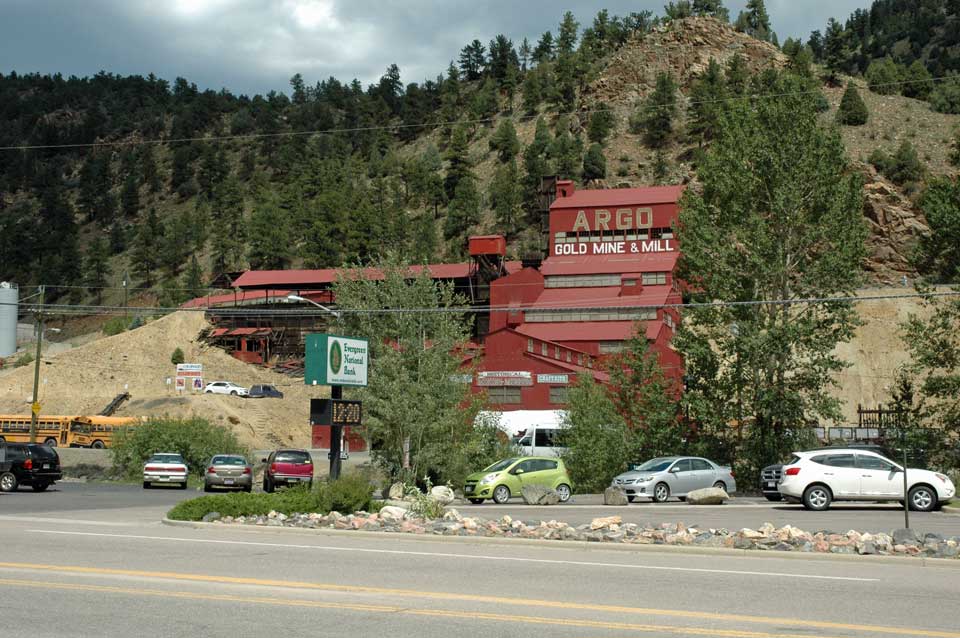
[{"left": 0, "top": 311, "right": 322, "bottom": 449}]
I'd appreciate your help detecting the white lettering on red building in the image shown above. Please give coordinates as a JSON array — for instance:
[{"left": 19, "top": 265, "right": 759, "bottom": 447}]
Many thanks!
[{"left": 554, "top": 239, "right": 674, "bottom": 256}]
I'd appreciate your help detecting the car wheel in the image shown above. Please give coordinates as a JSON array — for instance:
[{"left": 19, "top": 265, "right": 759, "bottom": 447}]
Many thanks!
[
  {"left": 91, "top": 440, "right": 105, "bottom": 449},
  {"left": 468, "top": 498, "right": 484, "bottom": 504},
  {"left": 802, "top": 484, "right": 832, "bottom": 511},
  {"left": 179, "top": 481, "right": 188, "bottom": 490},
  {"left": 764, "top": 493, "right": 783, "bottom": 502},
  {"left": 142, "top": 481, "right": 151, "bottom": 489},
  {"left": 653, "top": 482, "right": 670, "bottom": 503},
  {"left": 492, "top": 485, "right": 511, "bottom": 504},
  {"left": 244, "top": 485, "right": 253, "bottom": 493},
  {"left": 205, "top": 390, "right": 212, "bottom": 394},
  {"left": 31, "top": 482, "right": 49, "bottom": 492},
  {"left": 908, "top": 485, "right": 937, "bottom": 512},
  {"left": 556, "top": 484, "right": 571, "bottom": 503},
  {"left": 43, "top": 438, "right": 57, "bottom": 447},
  {"left": 263, "top": 478, "right": 274, "bottom": 493},
  {"left": 713, "top": 481, "right": 727, "bottom": 492},
  {"left": 627, "top": 495, "right": 636, "bottom": 503},
  {"left": 203, "top": 484, "right": 212, "bottom": 493},
  {"left": 0, "top": 472, "right": 18, "bottom": 492}
]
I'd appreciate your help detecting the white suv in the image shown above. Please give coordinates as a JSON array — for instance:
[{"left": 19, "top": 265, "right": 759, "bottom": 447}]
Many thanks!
[
  {"left": 203, "top": 381, "right": 249, "bottom": 397},
  {"left": 779, "top": 448, "right": 955, "bottom": 512}
]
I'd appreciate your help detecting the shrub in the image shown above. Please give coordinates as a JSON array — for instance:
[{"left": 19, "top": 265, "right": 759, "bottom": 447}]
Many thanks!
[
  {"left": 103, "top": 316, "right": 132, "bottom": 336},
  {"left": 869, "top": 142, "right": 924, "bottom": 186},
  {"left": 865, "top": 58, "right": 901, "bottom": 95},
  {"left": 836, "top": 82, "right": 868, "bottom": 126},
  {"left": 171, "top": 347, "right": 185, "bottom": 366},
  {"left": 166, "top": 475, "right": 376, "bottom": 521},
  {"left": 111, "top": 417, "right": 249, "bottom": 479},
  {"left": 14, "top": 352, "right": 34, "bottom": 368},
  {"left": 930, "top": 74, "right": 960, "bottom": 114}
]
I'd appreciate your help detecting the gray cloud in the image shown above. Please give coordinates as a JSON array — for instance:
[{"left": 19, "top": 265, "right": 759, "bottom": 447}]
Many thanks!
[{"left": 0, "top": 0, "right": 872, "bottom": 95}]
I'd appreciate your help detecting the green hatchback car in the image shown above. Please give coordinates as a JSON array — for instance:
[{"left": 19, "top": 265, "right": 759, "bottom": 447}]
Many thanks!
[{"left": 463, "top": 456, "right": 573, "bottom": 504}]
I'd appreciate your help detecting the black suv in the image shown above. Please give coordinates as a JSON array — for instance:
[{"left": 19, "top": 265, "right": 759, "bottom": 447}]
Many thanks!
[
  {"left": 248, "top": 384, "right": 284, "bottom": 399},
  {"left": 0, "top": 443, "right": 63, "bottom": 492},
  {"left": 760, "top": 443, "right": 896, "bottom": 501}
]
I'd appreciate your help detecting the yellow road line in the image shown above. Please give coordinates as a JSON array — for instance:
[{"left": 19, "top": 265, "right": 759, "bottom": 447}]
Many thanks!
[
  {"left": 0, "top": 562, "right": 956, "bottom": 638},
  {"left": 0, "top": 577, "right": 867, "bottom": 638}
]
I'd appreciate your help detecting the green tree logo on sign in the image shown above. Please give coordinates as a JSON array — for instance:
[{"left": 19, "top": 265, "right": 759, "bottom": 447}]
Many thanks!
[{"left": 329, "top": 340, "right": 343, "bottom": 375}]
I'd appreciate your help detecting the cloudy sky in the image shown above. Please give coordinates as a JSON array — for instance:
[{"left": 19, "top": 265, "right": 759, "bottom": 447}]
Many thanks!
[{"left": 2, "top": 0, "right": 872, "bottom": 96}]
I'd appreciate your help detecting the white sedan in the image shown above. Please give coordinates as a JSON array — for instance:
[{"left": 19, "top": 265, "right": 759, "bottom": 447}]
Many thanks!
[
  {"left": 143, "top": 452, "right": 189, "bottom": 489},
  {"left": 778, "top": 448, "right": 955, "bottom": 511},
  {"left": 203, "top": 381, "right": 249, "bottom": 397}
]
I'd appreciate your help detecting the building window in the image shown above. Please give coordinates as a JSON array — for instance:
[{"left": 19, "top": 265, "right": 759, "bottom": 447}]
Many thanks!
[
  {"left": 554, "top": 345, "right": 561, "bottom": 360},
  {"left": 549, "top": 386, "right": 569, "bottom": 404},
  {"left": 642, "top": 272, "right": 667, "bottom": 286},
  {"left": 527, "top": 338, "right": 534, "bottom": 353},
  {"left": 566, "top": 350, "right": 572, "bottom": 363},
  {"left": 662, "top": 229, "right": 674, "bottom": 239},
  {"left": 577, "top": 354, "right": 583, "bottom": 366},
  {"left": 488, "top": 387, "right": 522, "bottom": 404},
  {"left": 541, "top": 342, "right": 548, "bottom": 356},
  {"left": 525, "top": 308, "right": 657, "bottom": 322},
  {"left": 599, "top": 341, "right": 624, "bottom": 354},
  {"left": 664, "top": 313, "right": 675, "bottom": 329},
  {"left": 544, "top": 274, "right": 621, "bottom": 288}
]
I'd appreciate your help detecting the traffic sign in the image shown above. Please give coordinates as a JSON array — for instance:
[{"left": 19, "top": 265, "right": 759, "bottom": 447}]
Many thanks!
[{"left": 31, "top": 402, "right": 40, "bottom": 415}]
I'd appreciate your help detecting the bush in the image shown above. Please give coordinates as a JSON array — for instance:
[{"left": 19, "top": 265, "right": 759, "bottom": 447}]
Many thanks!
[
  {"left": 14, "top": 352, "right": 34, "bottom": 368},
  {"left": 166, "top": 475, "right": 376, "bottom": 521},
  {"left": 869, "top": 141, "right": 924, "bottom": 186},
  {"left": 865, "top": 58, "right": 901, "bottom": 96},
  {"left": 103, "top": 316, "right": 132, "bottom": 336},
  {"left": 171, "top": 347, "right": 185, "bottom": 366},
  {"left": 111, "top": 417, "right": 249, "bottom": 479},
  {"left": 836, "top": 82, "right": 868, "bottom": 126},
  {"left": 930, "top": 74, "right": 960, "bottom": 114}
]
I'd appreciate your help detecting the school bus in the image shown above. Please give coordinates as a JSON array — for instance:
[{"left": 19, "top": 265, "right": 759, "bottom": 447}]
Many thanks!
[
  {"left": 0, "top": 415, "right": 142, "bottom": 448},
  {"left": 68, "top": 416, "right": 142, "bottom": 449}
]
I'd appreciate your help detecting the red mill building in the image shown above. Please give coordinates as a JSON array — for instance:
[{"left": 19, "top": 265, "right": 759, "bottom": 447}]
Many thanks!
[
  {"left": 186, "top": 181, "right": 684, "bottom": 448},
  {"left": 471, "top": 180, "right": 683, "bottom": 410}
]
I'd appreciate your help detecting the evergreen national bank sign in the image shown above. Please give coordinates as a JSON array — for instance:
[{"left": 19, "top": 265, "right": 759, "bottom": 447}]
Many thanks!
[{"left": 305, "top": 334, "right": 369, "bottom": 387}]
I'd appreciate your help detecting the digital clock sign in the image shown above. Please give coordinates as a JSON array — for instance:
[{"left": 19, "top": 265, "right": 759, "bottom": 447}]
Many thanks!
[{"left": 310, "top": 398, "right": 362, "bottom": 426}]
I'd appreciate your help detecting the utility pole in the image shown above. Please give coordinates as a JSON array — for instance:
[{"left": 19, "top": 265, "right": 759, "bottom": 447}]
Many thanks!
[
  {"left": 122, "top": 270, "right": 129, "bottom": 320},
  {"left": 29, "top": 285, "right": 44, "bottom": 444}
]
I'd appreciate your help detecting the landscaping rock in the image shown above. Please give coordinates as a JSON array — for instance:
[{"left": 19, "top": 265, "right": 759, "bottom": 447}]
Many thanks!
[
  {"left": 590, "top": 515, "right": 623, "bottom": 530},
  {"left": 521, "top": 485, "right": 560, "bottom": 505},
  {"left": 430, "top": 485, "right": 455, "bottom": 505},
  {"left": 379, "top": 506, "right": 408, "bottom": 521},
  {"left": 201, "top": 512, "right": 221, "bottom": 523},
  {"left": 686, "top": 487, "right": 728, "bottom": 505},
  {"left": 383, "top": 499, "right": 411, "bottom": 509},
  {"left": 893, "top": 528, "right": 920, "bottom": 546},
  {"left": 604, "top": 486, "right": 629, "bottom": 506},
  {"left": 388, "top": 483, "right": 406, "bottom": 500}
]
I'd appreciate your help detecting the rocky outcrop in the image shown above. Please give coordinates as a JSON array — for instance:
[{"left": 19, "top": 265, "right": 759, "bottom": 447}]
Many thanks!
[{"left": 860, "top": 169, "right": 929, "bottom": 283}]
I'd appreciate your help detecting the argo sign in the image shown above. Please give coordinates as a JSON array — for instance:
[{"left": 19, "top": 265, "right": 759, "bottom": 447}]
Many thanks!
[{"left": 551, "top": 207, "right": 676, "bottom": 256}]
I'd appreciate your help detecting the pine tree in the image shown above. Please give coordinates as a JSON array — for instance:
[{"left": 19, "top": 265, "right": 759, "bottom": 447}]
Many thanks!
[
  {"left": 522, "top": 68, "right": 544, "bottom": 115},
  {"left": 692, "top": 0, "right": 729, "bottom": 20},
  {"left": 518, "top": 38, "right": 532, "bottom": 71},
  {"left": 533, "top": 31, "right": 554, "bottom": 64},
  {"left": 556, "top": 11, "right": 579, "bottom": 55},
  {"left": 640, "top": 72, "right": 678, "bottom": 149},
  {"left": 458, "top": 40, "right": 486, "bottom": 81},
  {"left": 902, "top": 60, "right": 934, "bottom": 100},
  {"left": 587, "top": 102, "right": 616, "bottom": 145},
  {"left": 522, "top": 118, "right": 553, "bottom": 222},
  {"left": 725, "top": 54, "right": 749, "bottom": 96},
  {"left": 652, "top": 149, "right": 670, "bottom": 184},
  {"left": 551, "top": 52, "right": 578, "bottom": 112},
  {"left": 664, "top": 2, "right": 693, "bottom": 20},
  {"left": 444, "top": 177, "right": 481, "bottom": 242},
  {"left": 182, "top": 254, "right": 205, "bottom": 298},
  {"left": 410, "top": 213, "right": 438, "bottom": 263},
  {"left": 120, "top": 173, "right": 140, "bottom": 217},
  {"left": 83, "top": 235, "right": 111, "bottom": 303},
  {"left": 470, "top": 77, "right": 499, "bottom": 121},
  {"left": 444, "top": 125, "right": 473, "bottom": 199},
  {"left": 688, "top": 58, "right": 727, "bottom": 144},
  {"left": 171, "top": 146, "right": 195, "bottom": 195},
  {"left": 742, "top": 0, "right": 770, "bottom": 41},
  {"left": 489, "top": 119, "right": 520, "bottom": 163},
  {"left": 836, "top": 82, "right": 869, "bottom": 126},
  {"left": 550, "top": 118, "right": 583, "bottom": 180},
  {"left": 140, "top": 145, "right": 162, "bottom": 193},
  {"left": 823, "top": 18, "right": 850, "bottom": 84},
  {"left": 130, "top": 208, "right": 162, "bottom": 286},
  {"left": 582, "top": 143, "right": 606, "bottom": 181},
  {"left": 489, "top": 159, "right": 522, "bottom": 236},
  {"left": 247, "top": 195, "right": 293, "bottom": 269},
  {"left": 109, "top": 220, "right": 126, "bottom": 254},
  {"left": 865, "top": 58, "right": 901, "bottom": 95}
]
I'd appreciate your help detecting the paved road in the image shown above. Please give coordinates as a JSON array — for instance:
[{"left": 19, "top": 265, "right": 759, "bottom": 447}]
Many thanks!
[
  {"left": 1, "top": 504, "right": 959, "bottom": 638},
  {"left": 3, "top": 482, "right": 958, "bottom": 537}
]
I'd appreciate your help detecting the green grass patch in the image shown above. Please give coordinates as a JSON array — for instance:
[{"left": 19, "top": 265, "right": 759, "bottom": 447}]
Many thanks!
[{"left": 167, "top": 474, "right": 378, "bottom": 521}]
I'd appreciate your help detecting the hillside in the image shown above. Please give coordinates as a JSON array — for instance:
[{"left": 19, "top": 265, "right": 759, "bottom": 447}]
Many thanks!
[{"left": 0, "top": 312, "right": 321, "bottom": 449}]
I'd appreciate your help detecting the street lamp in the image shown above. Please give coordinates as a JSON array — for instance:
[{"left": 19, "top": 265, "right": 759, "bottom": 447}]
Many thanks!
[
  {"left": 29, "top": 285, "right": 45, "bottom": 443},
  {"left": 286, "top": 294, "right": 340, "bottom": 318}
]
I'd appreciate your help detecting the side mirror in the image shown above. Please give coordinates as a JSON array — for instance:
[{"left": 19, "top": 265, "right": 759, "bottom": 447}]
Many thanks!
[
  {"left": 260, "top": 458, "right": 268, "bottom": 464},
  {"left": 669, "top": 466, "right": 680, "bottom": 473},
  {"left": 514, "top": 468, "right": 525, "bottom": 475}
]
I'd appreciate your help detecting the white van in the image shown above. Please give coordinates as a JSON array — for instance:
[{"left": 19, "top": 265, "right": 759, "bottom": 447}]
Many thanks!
[{"left": 516, "top": 424, "right": 567, "bottom": 457}]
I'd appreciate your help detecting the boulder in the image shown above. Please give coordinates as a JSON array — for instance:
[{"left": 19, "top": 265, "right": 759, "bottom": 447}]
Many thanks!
[
  {"left": 201, "top": 511, "right": 221, "bottom": 523},
  {"left": 604, "top": 486, "right": 629, "bottom": 506},
  {"left": 521, "top": 485, "right": 560, "bottom": 505},
  {"left": 685, "top": 487, "right": 729, "bottom": 505},
  {"left": 590, "top": 515, "right": 623, "bottom": 530},
  {"left": 379, "top": 505, "right": 408, "bottom": 521},
  {"left": 383, "top": 499, "right": 411, "bottom": 509},
  {"left": 430, "top": 485, "right": 455, "bottom": 505},
  {"left": 892, "top": 528, "right": 920, "bottom": 546},
  {"left": 387, "top": 482, "right": 406, "bottom": 500}
]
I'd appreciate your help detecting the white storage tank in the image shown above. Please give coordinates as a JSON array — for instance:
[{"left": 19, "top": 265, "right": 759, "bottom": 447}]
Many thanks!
[{"left": 0, "top": 282, "right": 16, "bottom": 357}]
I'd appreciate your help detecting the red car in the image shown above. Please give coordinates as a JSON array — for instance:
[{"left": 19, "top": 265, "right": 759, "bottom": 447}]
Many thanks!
[{"left": 262, "top": 449, "right": 313, "bottom": 492}]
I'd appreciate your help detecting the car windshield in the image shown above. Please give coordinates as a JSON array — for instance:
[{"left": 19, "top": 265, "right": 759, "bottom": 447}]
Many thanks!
[
  {"left": 150, "top": 454, "right": 183, "bottom": 464},
  {"left": 30, "top": 445, "right": 58, "bottom": 459},
  {"left": 276, "top": 451, "right": 310, "bottom": 463},
  {"left": 633, "top": 458, "right": 675, "bottom": 472},
  {"left": 484, "top": 458, "right": 518, "bottom": 472},
  {"left": 212, "top": 456, "right": 246, "bottom": 465}
]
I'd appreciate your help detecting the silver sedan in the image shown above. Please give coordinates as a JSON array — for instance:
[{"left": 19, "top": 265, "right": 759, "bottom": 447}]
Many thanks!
[
  {"left": 203, "top": 454, "right": 253, "bottom": 492},
  {"left": 611, "top": 456, "right": 737, "bottom": 503}
]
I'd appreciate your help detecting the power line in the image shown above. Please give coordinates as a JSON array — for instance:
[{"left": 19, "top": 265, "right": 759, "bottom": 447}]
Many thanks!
[
  {"left": 4, "top": 288, "right": 960, "bottom": 317},
  {"left": 0, "top": 73, "right": 951, "bottom": 152}
]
